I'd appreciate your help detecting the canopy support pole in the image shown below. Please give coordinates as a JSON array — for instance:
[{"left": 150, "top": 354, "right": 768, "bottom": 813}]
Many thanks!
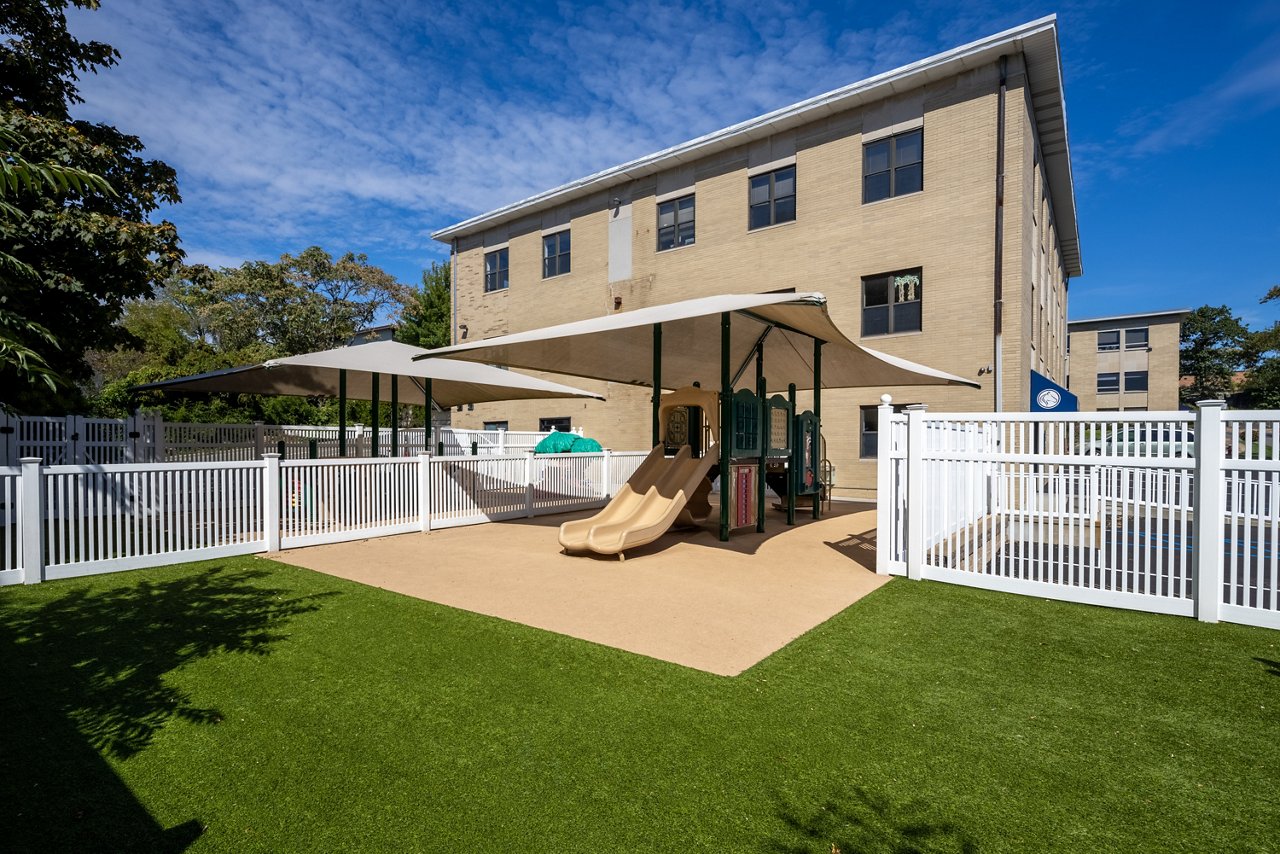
[
  {"left": 425, "top": 378, "right": 433, "bottom": 454},
  {"left": 338, "top": 369, "right": 348, "bottom": 458},
  {"left": 813, "top": 339, "right": 823, "bottom": 521},
  {"left": 731, "top": 325, "right": 772, "bottom": 388},
  {"left": 787, "top": 383, "right": 797, "bottom": 527},
  {"left": 371, "top": 372, "right": 380, "bottom": 458},
  {"left": 391, "top": 378, "right": 399, "bottom": 457},
  {"left": 756, "top": 347, "right": 766, "bottom": 534},
  {"left": 652, "top": 323, "right": 662, "bottom": 448},
  {"left": 719, "top": 312, "right": 731, "bottom": 542}
]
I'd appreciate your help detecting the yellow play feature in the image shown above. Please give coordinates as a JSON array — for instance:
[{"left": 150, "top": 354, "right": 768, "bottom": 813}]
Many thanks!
[{"left": 558, "top": 386, "right": 719, "bottom": 559}]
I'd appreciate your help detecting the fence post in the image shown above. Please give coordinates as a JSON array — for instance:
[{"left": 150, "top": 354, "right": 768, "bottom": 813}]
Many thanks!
[
  {"left": 68, "top": 414, "right": 85, "bottom": 465},
  {"left": 875, "top": 394, "right": 894, "bottom": 575},
  {"left": 904, "top": 404, "right": 929, "bottom": 581},
  {"left": 418, "top": 452, "right": 432, "bottom": 533},
  {"left": 601, "top": 449, "right": 613, "bottom": 498},
  {"left": 1193, "top": 400, "right": 1226, "bottom": 623},
  {"left": 20, "top": 457, "right": 44, "bottom": 584},
  {"left": 152, "top": 414, "right": 166, "bottom": 463},
  {"left": 525, "top": 451, "right": 536, "bottom": 518},
  {"left": 263, "top": 454, "right": 281, "bottom": 552},
  {"left": 1, "top": 411, "right": 14, "bottom": 467},
  {"left": 254, "top": 421, "right": 265, "bottom": 458},
  {"left": 497, "top": 429, "right": 506, "bottom": 455}
]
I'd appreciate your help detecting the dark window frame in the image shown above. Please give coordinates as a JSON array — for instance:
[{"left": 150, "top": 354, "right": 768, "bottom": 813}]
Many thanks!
[
  {"left": 748, "top": 165, "right": 797, "bottom": 231},
  {"left": 1125, "top": 328, "right": 1149, "bottom": 350},
  {"left": 657, "top": 194, "right": 695, "bottom": 251},
  {"left": 861, "top": 268, "right": 923, "bottom": 337},
  {"left": 482, "top": 421, "right": 509, "bottom": 431},
  {"left": 539, "top": 417, "right": 572, "bottom": 433},
  {"left": 1124, "top": 371, "right": 1149, "bottom": 392},
  {"left": 860, "top": 403, "right": 915, "bottom": 459},
  {"left": 862, "top": 128, "right": 923, "bottom": 204},
  {"left": 484, "top": 247, "right": 509, "bottom": 293},
  {"left": 1097, "top": 330, "right": 1121, "bottom": 352},
  {"left": 542, "top": 230, "right": 571, "bottom": 278},
  {"left": 1097, "top": 372, "right": 1120, "bottom": 394}
]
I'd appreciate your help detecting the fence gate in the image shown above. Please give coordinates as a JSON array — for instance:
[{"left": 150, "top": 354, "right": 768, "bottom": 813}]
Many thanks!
[{"left": 878, "top": 402, "right": 1280, "bottom": 631}]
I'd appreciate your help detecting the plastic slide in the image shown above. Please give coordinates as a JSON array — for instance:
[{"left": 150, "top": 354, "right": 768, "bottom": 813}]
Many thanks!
[{"left": 559, "top": 444, "right": 717, "bottom": 558}]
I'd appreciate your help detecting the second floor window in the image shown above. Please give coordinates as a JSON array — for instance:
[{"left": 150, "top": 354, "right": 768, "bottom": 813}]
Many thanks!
[
  {"left": 863, "top": 128, "right": 923, "bottom": 203},
  {"left": 1124, "top": 371, "right": 1149, "bottom": 392},
  {"left": 1098, "top": 372, "right": 1120, "bottom": 394},
  {"left": 1097, "top": 330, "right": 1120, "bottom": 351},
  {"left": 484, "top": 248, "right": 509, "bottom": 292},
  {"left": 1125, "top": 328, "right": 1149, "bottom": 349},
  {"left": 862, "top": 268, "right": 923, "bottom": 336},
  {"left": 748, "top": 165, "right": 796, "bottom": 230},
  {"left": 658, "top": 194, "right": 695, "bottom": 250},
  {"left": 543, "top": 231, "right": 571, "bottom": 278}
]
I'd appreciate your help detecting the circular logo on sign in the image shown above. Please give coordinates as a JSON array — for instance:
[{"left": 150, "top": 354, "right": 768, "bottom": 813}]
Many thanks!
[{"left": 1036, "top": 389, "right": 1062, "bottom": 410}]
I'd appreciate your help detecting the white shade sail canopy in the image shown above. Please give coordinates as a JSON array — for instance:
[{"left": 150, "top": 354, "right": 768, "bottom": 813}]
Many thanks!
[
  {"left": 133, "top": 340, "right": 604, "bottom": 408},
  {"left": 415, "top": 292, "right": 979, "bottom": 392}
]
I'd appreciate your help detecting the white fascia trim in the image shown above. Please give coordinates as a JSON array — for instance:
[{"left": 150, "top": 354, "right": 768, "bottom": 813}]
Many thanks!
[{"left": 1068, "top": 309, "right": 1193, "bottom": 327}]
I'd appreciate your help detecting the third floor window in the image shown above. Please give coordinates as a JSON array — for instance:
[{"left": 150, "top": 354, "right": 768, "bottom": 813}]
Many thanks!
[
  {"left": 542, "top": 230, "right": 571, "bottom": 278},
  {"left": 484, "top": 247, "right": 509, "bottom": 293},
  {"left": 863, "top": 128, "right": 923, "bottom": 203},
  {"left": 748, "top": 165, "right": 796, "bottom": 230},
  {"left": 658, "top": 194, "right": 695, "bottom": 251}
]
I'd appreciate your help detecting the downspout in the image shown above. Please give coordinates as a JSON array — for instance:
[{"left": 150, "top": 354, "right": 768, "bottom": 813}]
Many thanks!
[
  {"left": 993, "top": 54, "right": 1008, "bottom": 412},
  {"left": 450, "top": 238, "right": 458, "bottom": 346}
]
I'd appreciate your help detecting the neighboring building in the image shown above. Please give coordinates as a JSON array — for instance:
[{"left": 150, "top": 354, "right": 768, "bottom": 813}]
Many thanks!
[
  {"left": 432, "top": 16, "right": 1082, "bottom": 498},
  {"left": 1067, "top": 309, "right": 1189, "bottom": 411},
  {"left": 348, "top": 324, "right": 397, "bottom": 345}
]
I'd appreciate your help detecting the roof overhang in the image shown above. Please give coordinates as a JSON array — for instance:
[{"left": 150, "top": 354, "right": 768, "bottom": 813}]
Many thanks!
[
  {"left": 431, "top": 15, "right": 1080, "bottom": 277},
  {"left": 1068, "top": 308, "right": 1193, "bottom": 328},
  {"left": 414, "top": 291, "right": 980, "bottom": 393}
]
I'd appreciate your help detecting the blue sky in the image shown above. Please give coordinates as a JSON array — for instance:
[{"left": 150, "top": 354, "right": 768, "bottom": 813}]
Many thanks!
[{"left": 66, "top": 1, "right": 1280, "bottom": 326}]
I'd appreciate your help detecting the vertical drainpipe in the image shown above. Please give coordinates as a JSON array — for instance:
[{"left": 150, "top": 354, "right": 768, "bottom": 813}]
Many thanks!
[
  {"left": 993, "top": 54, "right": 1008, "bottom": 412},
  {"left": 450, "top": 238, "right": 458, "bottom": 345}
]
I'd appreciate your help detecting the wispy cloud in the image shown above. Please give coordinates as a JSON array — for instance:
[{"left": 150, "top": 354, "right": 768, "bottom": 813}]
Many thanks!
[{"left": 66, "top": 0, "right": 1026, "bottom": 280}]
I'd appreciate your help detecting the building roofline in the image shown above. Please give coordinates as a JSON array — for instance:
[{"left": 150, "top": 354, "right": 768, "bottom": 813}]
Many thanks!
[
  {"left": 430, "top": 15, "right": 1081, "bottom": 277},
  {"left": 1068, "top": 309, "right": 1193, "bottom": 327}
]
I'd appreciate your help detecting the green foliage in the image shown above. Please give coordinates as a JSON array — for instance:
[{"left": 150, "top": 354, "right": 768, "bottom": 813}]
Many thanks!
[
  {"left": 1237, "top": 284, "right": 1280, "bottom": 408},
  {"left": 395, "top": 261, "right": 451, "bottom": 350},
  {"left": 1179, "top": 305, "right": 1249, "bottom": 406},
  {"left": 0, "top": 2, "right": 182, "bottom": 413}
]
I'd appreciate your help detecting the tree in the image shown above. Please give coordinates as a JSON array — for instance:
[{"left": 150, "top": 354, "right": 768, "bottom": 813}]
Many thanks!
[
  {"left": 1180, "top": 305, "right": 1249, "bottom": 406},
  {"left": 396, "top": 261, "right": 451, "bottom": 350},
  {"left": 1237, "top": 284, "right": 1280, "bottom": 408},
  {"left": 0, "top": 1, "right": 182, "bottom": 412}
]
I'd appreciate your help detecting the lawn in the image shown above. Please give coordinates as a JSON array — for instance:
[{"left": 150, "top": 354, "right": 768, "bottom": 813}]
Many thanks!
[{"left": 2, "top": 556, "right": 1277, "bottom": 853}]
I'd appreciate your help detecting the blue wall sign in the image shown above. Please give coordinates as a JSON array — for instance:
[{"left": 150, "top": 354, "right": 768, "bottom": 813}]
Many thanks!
[{"left": 1030, "top": 370, "right": 1078, "bottom": 412}]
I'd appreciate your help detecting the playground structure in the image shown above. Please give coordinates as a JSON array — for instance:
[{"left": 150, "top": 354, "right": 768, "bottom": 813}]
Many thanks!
[{"left": 559, "top": 383, "right": 825, "bottom": 558}]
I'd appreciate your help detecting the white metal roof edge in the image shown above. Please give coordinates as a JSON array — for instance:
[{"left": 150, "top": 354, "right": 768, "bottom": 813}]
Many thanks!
[
  {"left": 1068, "top": 308, "right": 1193, "bottom": 327},
  {"left": 430, "top": 16, "right": 1073, "bottom": 256}
]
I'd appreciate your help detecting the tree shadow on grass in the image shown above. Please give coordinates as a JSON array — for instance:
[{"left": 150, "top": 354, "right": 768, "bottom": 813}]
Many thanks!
[
  {"left": 768, "top": 786, "right": 978, "bottom": 854},
  {"left": 1257, "top": 658, "right": 1280, "bottom": 678},
  {"left": 0, "top": 565, "right": 335, "bottom": 853}
]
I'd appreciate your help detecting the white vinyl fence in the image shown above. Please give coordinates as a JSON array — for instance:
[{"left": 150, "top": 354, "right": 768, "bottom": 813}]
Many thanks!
[
  {"left": 877, "top": 400, "right": 1280, "bottom": 631},
  {"left": 0, "top": 450, "right": 647, "bottom": 586},
  {"left": 0, "top": 411, "right": 579, "bottom": 465}
]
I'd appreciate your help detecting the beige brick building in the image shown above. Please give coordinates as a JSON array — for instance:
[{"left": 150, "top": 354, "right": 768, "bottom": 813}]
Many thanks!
[
  {"left": 1066, "top": 310, "right": 1188, "bottom": 411},
  {"left": 432, "top": 16, "right": 1082, "bottom": 498}
]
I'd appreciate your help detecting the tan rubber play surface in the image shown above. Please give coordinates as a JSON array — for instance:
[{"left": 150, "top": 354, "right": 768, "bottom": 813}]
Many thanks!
[{"left": 268, "top": 501, "right": 889, "bottom": 676}]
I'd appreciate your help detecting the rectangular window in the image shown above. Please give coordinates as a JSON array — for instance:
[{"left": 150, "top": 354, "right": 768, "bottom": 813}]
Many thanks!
[
  {"left": 539, "top": 417, "right": 571, "bottom": 433},
  {"left": 1125, "top": 328, "right": 1149, "bottom": 349},
  {"left": 657, "top": 194, "right": 695, "bottom": 250},
  {"left": 484, "top": 248, "right": 509, "bottom": 292},
  {"left": 1124, "top": 371, "right": 1149, "bottom": 392},
  {"left": 1097, "top": 330, "right": 1120, "bottom": 351},
  {"left": 863, "top": 128, "right": 923, "bottom": 203},
  {"left": 482, "top": 421, "right": 508, "bottom": 431},
  {"left": 860, "top": 403, "right": 914, "bottom": 459},
  {"left": 862, "top": 268, "right": 923, "bottom": 337},
  {"left": 1097, "top": 372, "right": 1120, "bottom": 394},
  {"left": 748, "top": 165, "right": 796, "bottom": 230},
  {"left": 542, "top": 230, "right": 571, "bottom": 278}
]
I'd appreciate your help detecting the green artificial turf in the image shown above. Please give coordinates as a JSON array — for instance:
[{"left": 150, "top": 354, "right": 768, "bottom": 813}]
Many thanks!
[{"left": 2, "top": 557, "right": 1277, "bottom": 853}]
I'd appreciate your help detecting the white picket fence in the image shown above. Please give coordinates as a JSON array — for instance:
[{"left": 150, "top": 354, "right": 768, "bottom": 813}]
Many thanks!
[
  {"left": 0, "top": 450, "right": 647, "bottom": 585},
  {"left": 0, "top": 411, "right": 579, "bottom": 465},
  {"left": 877, "top": 401, "right": 1280, "bottom": 630}
]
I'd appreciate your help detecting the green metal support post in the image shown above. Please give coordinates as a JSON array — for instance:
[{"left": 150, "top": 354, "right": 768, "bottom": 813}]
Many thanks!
[
  {"left": 787, "top": 383, "right": 797, "bottom": 527},
  {"left": 756, "top": 347, "right": 766, "bottom": 534},
  {"left": 813, "top": 339, "right": 823, "bottom": 520},
  {"left": 652, "top": 323, "right": 662, "bottom": 448},
  {"left": 719, "top": 312, "right": 731, "bottom": 542},
  {"left": 390, "top": 377, "right": 399, "bottom": 456},
  {"left": 338, "top": 369, "right": 347, "bottom": 457},
  {"left": 371, "top": 372, "right": 380, "bottom": 457}
]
